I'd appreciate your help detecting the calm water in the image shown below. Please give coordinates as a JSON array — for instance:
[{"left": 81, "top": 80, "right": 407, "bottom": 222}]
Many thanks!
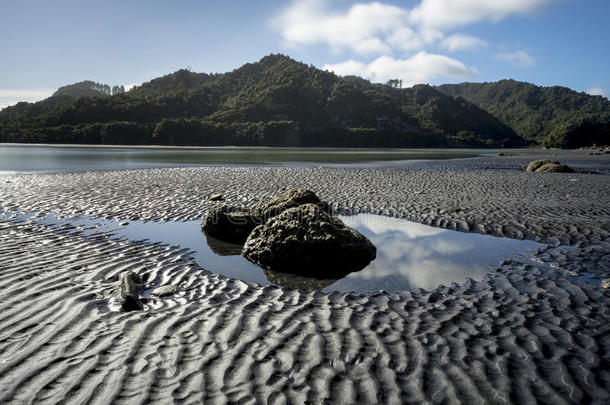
[
  {"left": 13, "top": 212, "right": 542, "bottom": 293},
  {"left": 0, "top": 144, "right": 509, "bottom": 174}
]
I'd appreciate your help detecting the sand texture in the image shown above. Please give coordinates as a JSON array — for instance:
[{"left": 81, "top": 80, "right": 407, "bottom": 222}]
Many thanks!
[{"left": 0, "top": 150, "right": 609, "bottom": 404}]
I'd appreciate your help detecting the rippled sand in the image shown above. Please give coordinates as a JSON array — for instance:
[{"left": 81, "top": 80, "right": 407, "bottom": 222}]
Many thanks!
[{"left": 0, "top": 151, "right": 609, "bottom": 403}]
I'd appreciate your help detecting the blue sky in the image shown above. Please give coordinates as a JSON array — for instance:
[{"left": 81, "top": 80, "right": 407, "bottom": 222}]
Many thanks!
[{"left": 1, "top": 0, "right": 608, "bottom": 108}]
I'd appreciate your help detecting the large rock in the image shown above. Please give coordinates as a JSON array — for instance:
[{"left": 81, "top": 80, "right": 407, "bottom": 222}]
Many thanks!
[
  {"left": 242, "top": 204, "right": 376, "bottom": 277},
  {"left": 526, "top": 159, "right": 560, "bottom": 172},
  {"left": 251, "top": 188, "right": 330, "bottom": 221},
  {"left": 201, "top": 188, "right": 329, "bottom": 244},
  {"left": 535, "top": 163, "right": 575, "bottom": 173},
  {"left": 201, "top": 205, "right": 260, "bottom": 244}
]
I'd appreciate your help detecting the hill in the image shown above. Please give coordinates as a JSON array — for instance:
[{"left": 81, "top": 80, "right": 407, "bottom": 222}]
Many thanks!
[
  {"left": 0, "top": 55, "right": 528, "bottom": 147},
  {"left": 437, "top": 80, "right": 610, "bottom": 148},
  {"left": 52, "top": 81, "right": 126, "bottom": 98}
]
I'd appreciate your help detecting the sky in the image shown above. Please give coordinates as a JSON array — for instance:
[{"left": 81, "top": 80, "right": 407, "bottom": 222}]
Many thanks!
[{"left": 1, "top": 0, "right": 609, "bottom": 109}]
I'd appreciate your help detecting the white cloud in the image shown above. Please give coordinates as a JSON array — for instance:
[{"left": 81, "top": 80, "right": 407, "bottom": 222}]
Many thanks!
[
  {"left": 495, "top": 50, "right": 536, "bottom": 67},
  {"left": 0, "top": 89, "right": 53, "bottom": 110},
  {"left": 324, "top": 52, "right": 476, "bottom": 87},
  {"left": 274, "top": 0, "right": 407, "bottom": 54},
  {"left": 586, "top": 87, "right": 606, "bottom": 97},
  {"left": 273, "top": 1, "right": 564, "bottom": 84},
  {"left": 410, "top": 0, "right": 557, "bottom": 28},
  {"left": 442, "top": 34, "right": 487, "bottom": 52}
]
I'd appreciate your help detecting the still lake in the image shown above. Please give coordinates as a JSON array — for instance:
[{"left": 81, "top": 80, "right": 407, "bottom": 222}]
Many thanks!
[{"left": 0, "top": 144, "right": 523, "bottom": 174}]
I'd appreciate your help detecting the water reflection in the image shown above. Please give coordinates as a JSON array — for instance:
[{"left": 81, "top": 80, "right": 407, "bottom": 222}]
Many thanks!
[
  {"left": 330, "top": 215, "right": 540, "bottom": 292},
  {"left": 9, "top": 212, "right": 541, "bottom": 293}
]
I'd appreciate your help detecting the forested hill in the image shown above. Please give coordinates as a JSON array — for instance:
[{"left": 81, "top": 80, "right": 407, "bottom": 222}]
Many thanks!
[
  {"left": 437, "top": 80, "right": 610, "bottom": 148},
  {"left": 53, "top": 81, "right": 126, "bottom": 98},
  {"left": 2, "top": 54, "right": 599, "bottom": 148}
]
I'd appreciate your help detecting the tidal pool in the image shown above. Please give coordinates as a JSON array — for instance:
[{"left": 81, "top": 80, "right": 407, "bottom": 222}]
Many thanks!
[{"left": 11, "top": 212, "right": 543, "bottom": 293}]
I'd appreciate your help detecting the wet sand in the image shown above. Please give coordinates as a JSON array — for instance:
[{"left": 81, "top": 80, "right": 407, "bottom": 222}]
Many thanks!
[{"left": 0, "top": 150, "right": 609, "bottom": 403}]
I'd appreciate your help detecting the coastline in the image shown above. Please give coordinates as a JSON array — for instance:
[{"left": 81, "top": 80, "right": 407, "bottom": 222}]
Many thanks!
[{"left": 0, "top": 151, "right": 608, "bottom": 403}]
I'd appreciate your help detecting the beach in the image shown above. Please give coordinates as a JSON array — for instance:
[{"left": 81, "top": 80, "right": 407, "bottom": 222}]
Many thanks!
[{"left": 0, "top": 150, "right": 609, "bottom": 403}]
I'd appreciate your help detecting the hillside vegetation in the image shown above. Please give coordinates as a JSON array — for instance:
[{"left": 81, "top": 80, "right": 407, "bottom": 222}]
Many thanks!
[
  {"left": 2, "top": 55, "right": 607, "bottom": 148},
  {"left": 437, "top": 80, "right": 610, "bottom": 148}
]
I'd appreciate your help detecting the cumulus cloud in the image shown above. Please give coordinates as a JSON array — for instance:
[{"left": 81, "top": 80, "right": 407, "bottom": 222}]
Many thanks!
[
  {"left": 441, "top": 34, "right": 487, "bottom": 52},
  {"left": 274, "top": 0, "right": 559, "bottom": 85},
  {"left": 410, "top": 0, "right": 557, "bottom": 28},
  {"left": 323, "top": 52, "right": 476, "bottom": 87},
  {"left": 0, "top": 89, "right": 53, "bottom": 110},
  {"left": 274, "top": 0, "right": 558, "bottom": 54},
  {"left": 494, "top": 50, "right": 536, "bottom": 67},
  {"left": 586, "top": 87, "right": 606, "bottom": 97},
  {"left": 274, "top": 0, "right": 407, "bottom": 54}
]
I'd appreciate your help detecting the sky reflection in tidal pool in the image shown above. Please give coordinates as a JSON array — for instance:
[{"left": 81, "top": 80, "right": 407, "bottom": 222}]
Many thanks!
[{"left": 11, "top": 212, "right": 542, "bottom": 293}]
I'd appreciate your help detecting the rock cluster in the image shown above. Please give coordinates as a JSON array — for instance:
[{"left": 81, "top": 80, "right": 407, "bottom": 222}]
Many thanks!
[{"left": 202, "top": 188, "right": 376, "bottom": 278}]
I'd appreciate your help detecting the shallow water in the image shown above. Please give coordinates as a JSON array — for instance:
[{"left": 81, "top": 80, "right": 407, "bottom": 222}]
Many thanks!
[
  {"left": 0, "top": 144, "right": 519, "bottom": 173},
  {"left": 9, "top": 211, "right": 543, "bottom": 293}
]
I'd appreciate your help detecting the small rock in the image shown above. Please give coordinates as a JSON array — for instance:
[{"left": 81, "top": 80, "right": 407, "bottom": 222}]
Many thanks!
[
  {"left": 202, "top": 205, "right": 260, "bottom": 244},
  {"left": 120, "top": 271, "right": 143, "bottom": 311},
  {"left": 535, "top": 163, "right": 574, "bottom": 173},
  {"left": 251, "top": 188, "right": 331, "bottom": 220},
  {"left": 497, "top": 152, "right": 505, "bottom": 156},
  {"left": 601, "top": 279, "right": 610, "bottom": 289},
  {"left": 209, "top": 193, "right": 224, "bottom": 201},
  {"left": 526, "top": 159, "right": 560, "bottom": 172},
  {"left": 151, "top": 285, "right": 178, "bottom": 297},
  {"left": 119, "top": 221, "right": 129, "bottom": 226}
]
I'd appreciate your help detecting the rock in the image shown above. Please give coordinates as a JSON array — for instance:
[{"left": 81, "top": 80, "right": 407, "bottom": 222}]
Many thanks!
[
  {"left": 526, "top": 159, "right": 560, "bottom": 172},
  {"left": 251, "top": 188, "right": 330, "bottom": 222},
  {"left": 201, "top": 188, "right": 329, "bottom": 244},
  {"left": 497, "top": 152, "right": 505, "bottom": 156},
  {"left": 150, "top": 285, "right": 178, "bottom": 297},
  {"left": 262, "top": 268, "right": 337, "bottom": 292},
  {"left": 119, "top": 221, "right": 129, "bottom": 226},
  {"left": 242, "top": 204, "right": 376, "bottom": 278},
  {"left": 535, "top": 163, "right": 574, "bottom": 173},
  {"left": 601, "top": 279, "right": 610, "bottom": 289},
  {"left": 209, "top": 193, "right": 223, "bottom": 201},
  {"left": 203, "top": 232, "right": 244, "bottom": 256},
  {"left": 120, "top": 271, "right": 143, "bottom": 311},
  {"left": 201, "top": 205, "right": 260, "bottom": 244}
]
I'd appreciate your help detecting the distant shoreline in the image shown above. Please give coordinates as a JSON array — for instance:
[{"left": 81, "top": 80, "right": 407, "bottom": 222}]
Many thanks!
[{"left": 0, "top": 142, "right": 545, "bottom": 151}]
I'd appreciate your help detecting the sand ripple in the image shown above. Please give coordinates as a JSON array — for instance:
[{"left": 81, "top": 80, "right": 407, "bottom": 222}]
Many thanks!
[
  {"left": 0, "top": 153, "right": 609, "bottom": 403},
  {"left": 0, "top": 218, "right": 608, "bottom": 403}
]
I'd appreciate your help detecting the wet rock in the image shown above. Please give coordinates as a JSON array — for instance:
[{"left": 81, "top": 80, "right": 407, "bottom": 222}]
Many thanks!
[
  {"left": 120, "top": 271, "right": 143, "bottom": 311},
  {"left": 251, "top": 188, "right": 330, "bottom": 221},
  {"left": 151, "top": 285, "right": 178, "bottom": 297},
  {"left": 209, "top": 193, "right": 223, "bottom": 201},
  {"left": 535, "top": 163, "right": 575, "bottom": 173},
  {"left": 203, "top": 232, "right": 244, "bottom": 256},
  {"left": 201, "top": 188, "right": 329, "bottom": 244},
  {"left": 243, "top": 204, "right": 376, "bottom": 278},
  {"left": 262, "top": 268, "right": 337, "bottom": 292},
  {"left": 526, "top": 159, "right": 560, "bottom": 172},
  {"left": 201, "top": 205, "right": 260, "bottom": 244}
]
